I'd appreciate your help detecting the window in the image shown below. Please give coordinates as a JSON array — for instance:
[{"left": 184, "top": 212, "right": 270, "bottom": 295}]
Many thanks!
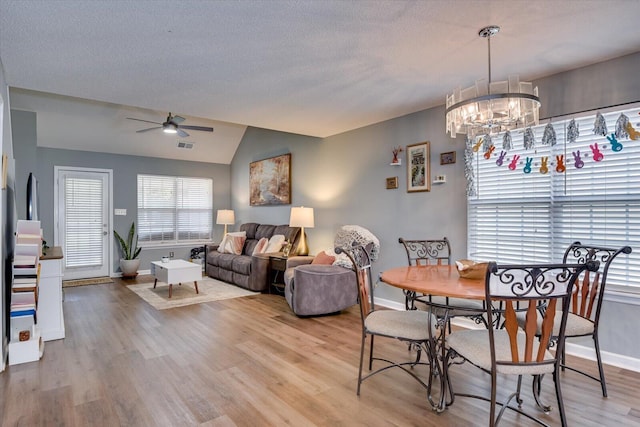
[
  {"left": 468, "top": 105, "right": 640, "bottom": 293},
  {"left": 137, "top": 174, "right": 213, "bottom": 245}
]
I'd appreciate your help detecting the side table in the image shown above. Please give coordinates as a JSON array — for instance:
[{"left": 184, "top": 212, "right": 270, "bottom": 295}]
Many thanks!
[{"left": 268, "top": 255, "right": 288, "bottom": 294}]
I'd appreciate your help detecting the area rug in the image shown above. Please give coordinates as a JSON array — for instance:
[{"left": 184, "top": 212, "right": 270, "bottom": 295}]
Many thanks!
[
  {"left": 127, "top": 277, "right": 258, "bottom": 310},
  {"left": 63, "top": 276, "right": 114, "bottom": 288}
]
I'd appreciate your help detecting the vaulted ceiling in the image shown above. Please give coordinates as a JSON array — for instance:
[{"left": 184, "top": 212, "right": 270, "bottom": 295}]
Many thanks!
[{"left": 2, "top": 1, "right": 639, "bottom": 164}]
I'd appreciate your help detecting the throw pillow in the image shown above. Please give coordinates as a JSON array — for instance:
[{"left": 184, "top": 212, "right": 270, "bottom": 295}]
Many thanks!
[
  {"left": 311, "top": 251, "right": 336, "bottom": 265},
  {"left": 265, "top": 234, "right": 286, "bottom": 253},
  {"left": 252, "top": 237, "right": 269, "bottom": 255},
  {"left": 218, "top": 231, "right": 246, "bottom": 255}
]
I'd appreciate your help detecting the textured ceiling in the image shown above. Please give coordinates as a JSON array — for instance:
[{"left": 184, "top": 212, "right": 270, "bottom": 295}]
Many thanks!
[{"left": 1, "top": 0, "right": 640, "bottom": 163}]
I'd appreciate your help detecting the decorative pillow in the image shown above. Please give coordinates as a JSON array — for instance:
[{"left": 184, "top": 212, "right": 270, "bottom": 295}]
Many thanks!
[
  {"left": 218, "top": 231, "right": 246, "bottom": 255},
  {"left": 265, "top": 234, "right": 286, "bottom": 253},
  {"left": 324, "top": 247, "right": 353, "bottom": 269},
  {"left": 252, "top": 237, "right": 269, "bottom": 255},
  {"left": 311, "top": 251, "right": 336, "bottom": 265}
]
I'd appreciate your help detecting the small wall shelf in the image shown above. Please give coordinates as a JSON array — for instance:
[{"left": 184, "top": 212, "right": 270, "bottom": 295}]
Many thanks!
[{"left": 433, "top": 175, "right": 447, "bottom": 184}]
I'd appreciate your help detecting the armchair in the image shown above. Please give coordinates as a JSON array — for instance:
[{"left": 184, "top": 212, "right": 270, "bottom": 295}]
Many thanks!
[{"left": 283, "top": 225, "right": 379, "bottom": 317}]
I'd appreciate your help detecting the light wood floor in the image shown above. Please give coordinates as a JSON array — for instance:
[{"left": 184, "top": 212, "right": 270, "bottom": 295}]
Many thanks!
[{"left": 2, "top": 275, "right": 640, "bottom": 426}]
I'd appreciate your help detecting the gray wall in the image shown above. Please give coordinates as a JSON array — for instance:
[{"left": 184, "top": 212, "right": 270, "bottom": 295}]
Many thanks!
[
  {"left": 10, "top": 108, "right": 231, "bottom": 274},
  {"left": 231, "top": 52, "right": 640, "bottom": 359},
  {"left": 232, "top": 107, "right": 469, "bottom": 304},
  {"left": 1, "top": 57, "right": 17, "bottom": 371}
]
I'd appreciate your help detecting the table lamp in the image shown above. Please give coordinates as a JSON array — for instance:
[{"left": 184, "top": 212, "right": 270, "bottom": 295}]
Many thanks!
[
  {"left": 216, "top": 209, "right": 235, "bottom": 236},
  {"left": 289, "top": 206, "right": 314, "bottom": 256}
]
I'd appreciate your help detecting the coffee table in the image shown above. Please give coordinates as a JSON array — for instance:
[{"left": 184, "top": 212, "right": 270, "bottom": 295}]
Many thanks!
[{"left": 150, "top": 259, "right": 201, "bottom": 298}]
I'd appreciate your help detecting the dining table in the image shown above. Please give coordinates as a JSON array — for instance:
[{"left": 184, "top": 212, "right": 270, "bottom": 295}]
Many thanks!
[{"left": 380, "top": 264, "right": 486, "bottom": 412}]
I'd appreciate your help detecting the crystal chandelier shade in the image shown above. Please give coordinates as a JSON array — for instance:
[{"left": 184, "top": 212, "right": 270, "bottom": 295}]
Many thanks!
[{"left": 445, "top": 26, "right": 541, "bottom": 139}]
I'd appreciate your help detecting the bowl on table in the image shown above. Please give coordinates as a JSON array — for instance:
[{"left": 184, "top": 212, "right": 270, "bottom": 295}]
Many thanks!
[{"left": 455, "top": 259, "right": 489, "bottom": 280}]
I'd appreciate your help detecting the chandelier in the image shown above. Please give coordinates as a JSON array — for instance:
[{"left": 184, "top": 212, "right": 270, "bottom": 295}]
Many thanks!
[{"left": 445, "top": 25, "right": 541, "bottom": 139}]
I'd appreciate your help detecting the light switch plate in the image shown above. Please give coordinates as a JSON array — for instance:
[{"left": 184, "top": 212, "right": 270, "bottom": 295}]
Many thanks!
[{"left": 115, "top": 209, "right": 127, "bottom": 216}]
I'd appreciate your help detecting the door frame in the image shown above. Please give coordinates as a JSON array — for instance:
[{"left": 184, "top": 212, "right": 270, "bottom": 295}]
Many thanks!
[{"left": 53, "top": 166, "right": 114, "bottom": 278}]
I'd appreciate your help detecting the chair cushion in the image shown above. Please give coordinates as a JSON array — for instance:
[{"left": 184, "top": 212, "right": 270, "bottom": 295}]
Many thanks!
[
  {"left": 365, "top": 309, "right": 436, "bottom": 341},
  {"left": 515, "top": 311, "right": 595, "bottom": 337},
  {"left": 447, "top": 329, "right": 555, "bottom": 375}
]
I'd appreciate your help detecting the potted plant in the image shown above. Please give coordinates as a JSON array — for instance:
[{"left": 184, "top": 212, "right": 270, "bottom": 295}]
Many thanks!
[{"left": 114, "top": 222, "right": 142, "bottom": 278}]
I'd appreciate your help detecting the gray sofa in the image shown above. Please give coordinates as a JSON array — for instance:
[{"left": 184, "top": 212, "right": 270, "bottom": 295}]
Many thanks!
[{"left": 205, "top": 222, "right": 301, "bottom": 292}]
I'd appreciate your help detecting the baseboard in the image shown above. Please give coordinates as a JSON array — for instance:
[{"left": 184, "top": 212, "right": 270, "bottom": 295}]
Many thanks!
[
  {"left": 374, "top": 296, "right": 640, "bottom": 373},
  {"left": 113, "top": 269, "right": 151, "bottom": 278}
]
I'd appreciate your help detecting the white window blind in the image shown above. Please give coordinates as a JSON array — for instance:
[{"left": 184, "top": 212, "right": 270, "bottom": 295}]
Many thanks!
[
  {"left": 64, "top": 177, "right": 104, "bottom": 267},
  {"left": 468, "top": 105, "right": 640, "bottom": 293},
  {"left": 137, "top": 174, "right": 213, "bottom": 245}
]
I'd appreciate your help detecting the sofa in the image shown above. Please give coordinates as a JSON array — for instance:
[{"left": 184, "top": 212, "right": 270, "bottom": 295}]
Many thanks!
[{"left": 205, "top": 222, "right": 302, "bottom": 291}]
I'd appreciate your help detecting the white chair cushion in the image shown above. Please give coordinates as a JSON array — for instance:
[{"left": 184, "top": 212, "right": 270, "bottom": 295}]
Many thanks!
[
  {"left": 447, "top": 329, "right": 555, "bottom": 375},
  {"left": 516, "top": 311, "right": 595, "bottom": 337},
  {"left": 365, "top": 310, "right": 436, "bottom": 341}
]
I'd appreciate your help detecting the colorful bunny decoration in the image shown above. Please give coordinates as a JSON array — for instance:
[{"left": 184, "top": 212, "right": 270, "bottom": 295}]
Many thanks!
[
  {"left": 539, "top": 157, "right": 549, "bottom": 174},
  {"left": 523, "top": 157, "right": 533, "bottom": 174},
  {"left": 484, "top": 145, "right": 495, "bottom": 160},
  {"left": 590, "top": 143, "right": 604, "bottom": 161},
  {"left": 572, "top": 151, "right": 584, "bottom": 169},
  {"left": 496, "top": 150, "right": 507, "bottom": 167},
  {"left": 607, "top": 134, "right": 623, "bottom": 152},
  {"left": 508, "top": 155, "right": 520, "bottom": 171},
  {"left": 556, "top": 155, "right": 566, "bottom": 173},
  {"left": 472, "top": 138, "right": 483, "bottom": 153},
  {"left": 626, "top": 122, "right": 640, "bottom": 140}
]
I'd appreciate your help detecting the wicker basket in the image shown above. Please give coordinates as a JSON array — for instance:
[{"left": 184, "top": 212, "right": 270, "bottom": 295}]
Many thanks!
[{"left": 455, "top": 259, "right": 489, "bottom": 280}]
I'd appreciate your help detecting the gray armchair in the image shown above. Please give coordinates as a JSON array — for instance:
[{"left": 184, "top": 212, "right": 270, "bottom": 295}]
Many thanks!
[
  {"left": 284, "top": 263, "right": 358, "bottom": 316},
  {"left": 283, "top": 225, "right": 378, "bottom": 317}
]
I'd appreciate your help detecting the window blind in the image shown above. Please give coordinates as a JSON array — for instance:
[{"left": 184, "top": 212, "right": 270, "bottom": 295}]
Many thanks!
[
  {"left": 64, "top": 177, "right": 104, "bottom": 268},
  {"left": 137, "top": 174, "right": 213, "bottom": 245},
  {"left": 468, "top": 105, "right": 640, "bottom": 293}
]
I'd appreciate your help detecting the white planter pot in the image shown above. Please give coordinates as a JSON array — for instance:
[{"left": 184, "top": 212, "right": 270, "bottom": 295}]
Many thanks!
[{"left": 120, "top": 258, "right": 141, "bottom": 278}]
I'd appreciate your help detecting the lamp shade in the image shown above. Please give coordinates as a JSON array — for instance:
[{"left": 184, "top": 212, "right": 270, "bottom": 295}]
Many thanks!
[
  {"left": 216, "top": 209, "right": 235, "bottom": 225},
  {"left": 289, "top": 207, "right": 314, "bottom": 228}
]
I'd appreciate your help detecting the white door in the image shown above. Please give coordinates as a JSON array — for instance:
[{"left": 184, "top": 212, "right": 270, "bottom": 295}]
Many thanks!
[{"left": 55, "top": 167, "right": 112, "bottom": 280}]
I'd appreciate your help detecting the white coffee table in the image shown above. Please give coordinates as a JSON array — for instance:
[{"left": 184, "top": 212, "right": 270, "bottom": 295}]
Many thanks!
[{"left": 150, "top": 259, "right": 201, "bottom": 298}]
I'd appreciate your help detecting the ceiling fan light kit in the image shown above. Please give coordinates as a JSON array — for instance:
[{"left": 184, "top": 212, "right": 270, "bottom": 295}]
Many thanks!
[
  {"left": 127, "top": 112, "right": 214, "bottom": 138},
  {"left": 445, "top": 25, "right": 541, "bottom": 139}
]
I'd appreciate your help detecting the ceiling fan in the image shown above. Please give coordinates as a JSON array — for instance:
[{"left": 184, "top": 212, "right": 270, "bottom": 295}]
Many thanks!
[{"left": 126, "top": 112, "right": 213, "bottom": 138}]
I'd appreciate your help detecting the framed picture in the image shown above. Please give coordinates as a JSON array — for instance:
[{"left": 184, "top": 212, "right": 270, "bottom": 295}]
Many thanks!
[
  {"left": 440, "top": 151, "right": 456, "bottom": 165},
  {"left": 406, "top": 142, "right": 431, "bottom": 193},
  {"left": 386, "top": 176, "right": 398, "bottom": 189},
  {"left": 249, "top": 153, "right": 291, "bottom": 206}
]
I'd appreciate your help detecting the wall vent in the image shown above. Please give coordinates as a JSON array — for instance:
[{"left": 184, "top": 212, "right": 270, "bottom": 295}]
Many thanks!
[{"left": 177, "top": 141, "right": 194, "bottom": 149}]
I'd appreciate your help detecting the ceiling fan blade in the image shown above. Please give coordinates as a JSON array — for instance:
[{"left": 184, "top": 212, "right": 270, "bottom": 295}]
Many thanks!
[
  {"left": 178, "top": 125, "right": 214, "bottom": 132},
  {"left": 177, "top": 128, "right": 190, "bottom": 138},
  {"left": 136, "top": 126, "right": 162, "bottom": 133},
  {"left": 127, "top": 117, "right": 162, "bottom": 125},
  {"left": 172, "top": 115, "right": 186, "bottom": 124}
]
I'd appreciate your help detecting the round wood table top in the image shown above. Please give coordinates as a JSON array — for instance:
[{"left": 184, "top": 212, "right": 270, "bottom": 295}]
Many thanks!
[{"left": 380, "top": 265, "right": 486, "bottom": 300}]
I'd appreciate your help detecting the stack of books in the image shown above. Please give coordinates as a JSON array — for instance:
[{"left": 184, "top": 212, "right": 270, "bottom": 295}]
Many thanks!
[
  {"left": 9, "top": 220, "right": 44, "bottom": 365},
  {"left": 10, "top": 292, "right": 37, "bottom": 319}
]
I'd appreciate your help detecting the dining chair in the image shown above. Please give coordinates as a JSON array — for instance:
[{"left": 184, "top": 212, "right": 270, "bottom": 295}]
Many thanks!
[
  {"left": 446, "top": 260, "right": 598, "bottom": 427},
  {"left": 336, "top": 243, "right": 437, "bottom": 396},
  {"left": 398, "top": 237, "right": 486, "bottom": 327},
  {"left": 559, "top": 242, "right": 632, "bottom": 396}
]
